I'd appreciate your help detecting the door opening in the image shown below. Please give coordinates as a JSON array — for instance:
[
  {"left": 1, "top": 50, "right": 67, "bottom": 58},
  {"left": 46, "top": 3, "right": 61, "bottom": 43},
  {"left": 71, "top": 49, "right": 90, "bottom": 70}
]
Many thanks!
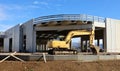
[{"left": 9, "top": 38, "right": 12, "bottom": 52}]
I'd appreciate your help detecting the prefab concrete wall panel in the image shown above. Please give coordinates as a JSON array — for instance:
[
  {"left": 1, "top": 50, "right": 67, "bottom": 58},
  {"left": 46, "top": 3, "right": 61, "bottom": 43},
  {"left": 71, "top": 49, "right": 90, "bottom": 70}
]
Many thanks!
[
  {"left": 4, "top": 38, "right": 9, "bottom": 52},
  {"left": 94, "top": 21, "right": 105, "bottom": 27},
  {"left": 22, "top": 19, "right": 36, "bottom": 52},
  {"left": 106, "top": 18, "right": 120, "bottom": 52},
  {"left": 4, "top": 24, "right": 20, "bottom": 52}
]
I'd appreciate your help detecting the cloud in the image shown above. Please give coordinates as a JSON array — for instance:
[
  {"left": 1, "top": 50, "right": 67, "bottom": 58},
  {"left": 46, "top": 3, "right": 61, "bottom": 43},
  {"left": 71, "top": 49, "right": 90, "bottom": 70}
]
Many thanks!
[
  {"left": 28, "top": 5, "right": 41, "bottom": 9},
  {"left": 33, "top": 1, "right": 49, "bottom": 5},
  {"left": 0, "top": 4, "right": 20, "bottom": 31},
  {"left": 0, "top": 3, "right": 39, "bottom": 11},
  {"left": 32, "top": 0, "right": 64, "bottom": 10},
  {"left": 0, "top": 4, "right": 23, "bottom": 11},
  {"left": 0, "top": 0, "right": 65, "bottom": 31},
  {"left": 0, "top": 24, "right": 13, "bottom": 31},
  {"left": 0, "top": 0, "right": 64, "bottom": 21},
  {"left": 39, "top": 2, "right": 49, "bottom": 5},
  {"left": 0, "top": 3, "right": 39, "bottom": 21},
  {"left": 33, "top": 1, "right": 39, "bottom": 5},
  {"left": 32, "top": 1, "right": 50, "bottom": 9},
  {"left": 0, "top": 12, "right": 7, "bottom": 21},
  {"left": 0, "top": 4, "right": 23, "bottom": 21},
  {"left": 0, "top": 6, "right": 8, "bottom": 21}
]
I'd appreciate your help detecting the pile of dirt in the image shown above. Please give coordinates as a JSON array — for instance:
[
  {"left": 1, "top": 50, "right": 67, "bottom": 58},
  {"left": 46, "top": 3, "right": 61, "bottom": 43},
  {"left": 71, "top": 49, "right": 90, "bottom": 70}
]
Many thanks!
[{"left": 0, "top": 60, "right": 120, "bottom": 71}]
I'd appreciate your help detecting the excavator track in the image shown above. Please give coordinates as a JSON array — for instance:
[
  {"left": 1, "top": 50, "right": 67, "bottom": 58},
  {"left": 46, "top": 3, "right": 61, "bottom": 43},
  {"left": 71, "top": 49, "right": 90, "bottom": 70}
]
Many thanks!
[{"left": 48, "top": 48, "right": 77, "bottom": 55}]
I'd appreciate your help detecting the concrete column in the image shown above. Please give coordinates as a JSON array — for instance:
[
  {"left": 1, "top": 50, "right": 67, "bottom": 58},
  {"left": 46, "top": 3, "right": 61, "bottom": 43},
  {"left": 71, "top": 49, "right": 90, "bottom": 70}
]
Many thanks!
[
  {"left": 43, "top": 44, "right": 45, "bottom": 51},
  {"left": 97, "top": 39, "right": 100, "bottom": 46},
  {"left": 47, "top": 40, "right": 50, "bottom": 50},
  {"left": 103, "top": 29, "right": 106, "bottom": 52},
  {"left": 85, "top": 40, "right": 87, "bottom": 51},
  {"left": 32, "top": 30, "right": 36, "bottom": 52},
  {"left": 81, "top": 38, "right": 83, "bottom": 51},
  {"left": 103, "top": 38, "right": 105, "bottom": 52},
  {"left": 38, "top": 45, "right": 40, "bottom": 51},
  {"left": 40, "top": 45, "right": 42, "bottom": 51},
  {"left": 45, "top": 44, "right": 46, "bottom": 51},
  {"left": 41, "top": 45, "right": 43, "bottom": 51}
]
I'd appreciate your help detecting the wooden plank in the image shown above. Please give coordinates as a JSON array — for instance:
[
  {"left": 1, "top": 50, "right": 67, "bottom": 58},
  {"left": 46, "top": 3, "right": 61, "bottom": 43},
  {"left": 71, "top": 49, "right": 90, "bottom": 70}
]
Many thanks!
[
  {"left": 0, "top": 51, "right": 25, "bottom": 63},
  {"left": 43, "top": 53, "right": 47, "bottom": 63}
]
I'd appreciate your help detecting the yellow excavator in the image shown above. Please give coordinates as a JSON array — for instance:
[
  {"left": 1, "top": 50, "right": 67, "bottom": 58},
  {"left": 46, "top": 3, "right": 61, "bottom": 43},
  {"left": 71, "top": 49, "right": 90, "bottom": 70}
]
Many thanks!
[{"left": 47, "top": 29, "right": 100, "bottom": 55}]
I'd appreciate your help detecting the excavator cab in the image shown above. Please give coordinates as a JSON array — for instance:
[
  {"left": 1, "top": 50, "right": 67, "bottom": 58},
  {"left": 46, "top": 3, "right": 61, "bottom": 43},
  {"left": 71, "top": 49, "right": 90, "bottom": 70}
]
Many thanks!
[{"left": 57, "top": 35, "right": 65, "bottom": 41}]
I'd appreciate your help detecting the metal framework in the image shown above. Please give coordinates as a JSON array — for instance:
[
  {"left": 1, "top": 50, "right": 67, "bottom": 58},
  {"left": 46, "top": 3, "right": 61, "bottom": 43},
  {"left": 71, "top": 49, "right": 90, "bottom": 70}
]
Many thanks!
[{"left": 33, "top": 14, "right": 105, "bottom": 24}]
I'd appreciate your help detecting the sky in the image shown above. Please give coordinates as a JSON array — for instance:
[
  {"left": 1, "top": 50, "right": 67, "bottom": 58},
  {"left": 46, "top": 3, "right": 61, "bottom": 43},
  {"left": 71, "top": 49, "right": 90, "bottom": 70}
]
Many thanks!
[{"left": 0, "top": 0, "right": 120, "bottom": 31}]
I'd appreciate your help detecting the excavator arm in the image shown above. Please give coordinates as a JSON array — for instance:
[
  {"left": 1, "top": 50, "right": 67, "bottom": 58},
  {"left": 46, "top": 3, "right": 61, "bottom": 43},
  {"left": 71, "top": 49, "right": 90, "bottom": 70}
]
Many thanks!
[
  {"left": 89, "top": 30, "right": 100, "bottom": 54},
  {"left": 64, "top": 30, "right": 100, "bottom": 54},
  {"left": 65, "top": 30, "right": 91, "bottom": 44}
]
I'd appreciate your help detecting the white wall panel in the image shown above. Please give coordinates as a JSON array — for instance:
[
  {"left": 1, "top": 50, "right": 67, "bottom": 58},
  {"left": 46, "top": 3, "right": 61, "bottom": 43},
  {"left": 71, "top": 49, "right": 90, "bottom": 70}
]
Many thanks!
[
  {"left": 106, "top": 18, "right": 120, "bottom": 52},
  {"left": 94, "top": 22, "right": 105, "bottom": 27},
  {"left": 4, "top": 25, "right": 20, "bottom": 52},
  {"left": 22, "top": 19, "right": 36, "bottom": 52}
]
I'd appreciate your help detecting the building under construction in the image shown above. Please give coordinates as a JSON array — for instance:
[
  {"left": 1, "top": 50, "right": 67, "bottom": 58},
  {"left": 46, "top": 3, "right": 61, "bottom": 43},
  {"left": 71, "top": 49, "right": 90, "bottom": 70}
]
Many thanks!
[{"left": 0, "top": 14, "right": 120, "bottom": 53}]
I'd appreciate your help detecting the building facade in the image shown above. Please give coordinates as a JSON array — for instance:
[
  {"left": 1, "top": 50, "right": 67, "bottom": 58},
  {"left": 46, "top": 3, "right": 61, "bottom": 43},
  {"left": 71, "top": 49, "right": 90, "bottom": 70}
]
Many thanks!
[{"left": 1, "top": 14, "right": 120, "bottom": 53}]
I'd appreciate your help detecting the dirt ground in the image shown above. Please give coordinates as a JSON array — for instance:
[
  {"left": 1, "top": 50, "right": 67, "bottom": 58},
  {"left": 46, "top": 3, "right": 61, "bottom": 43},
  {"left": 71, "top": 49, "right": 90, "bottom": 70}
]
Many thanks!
[{"left": 0, "top": 60, "right": 120, "bottom": 71}]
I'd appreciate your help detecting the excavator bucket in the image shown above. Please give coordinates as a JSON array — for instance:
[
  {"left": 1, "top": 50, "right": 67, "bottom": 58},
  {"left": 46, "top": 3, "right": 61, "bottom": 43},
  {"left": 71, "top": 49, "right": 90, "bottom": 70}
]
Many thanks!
[{"left": 90, "top": 45, "right": 100, "bottom": 55}]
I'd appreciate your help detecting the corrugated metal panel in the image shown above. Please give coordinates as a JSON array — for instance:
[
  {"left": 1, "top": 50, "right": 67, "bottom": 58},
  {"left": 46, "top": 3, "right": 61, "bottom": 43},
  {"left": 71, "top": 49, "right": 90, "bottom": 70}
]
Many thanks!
[{"left": 106, "top": 18, "right": 120, "bottom": 52}]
